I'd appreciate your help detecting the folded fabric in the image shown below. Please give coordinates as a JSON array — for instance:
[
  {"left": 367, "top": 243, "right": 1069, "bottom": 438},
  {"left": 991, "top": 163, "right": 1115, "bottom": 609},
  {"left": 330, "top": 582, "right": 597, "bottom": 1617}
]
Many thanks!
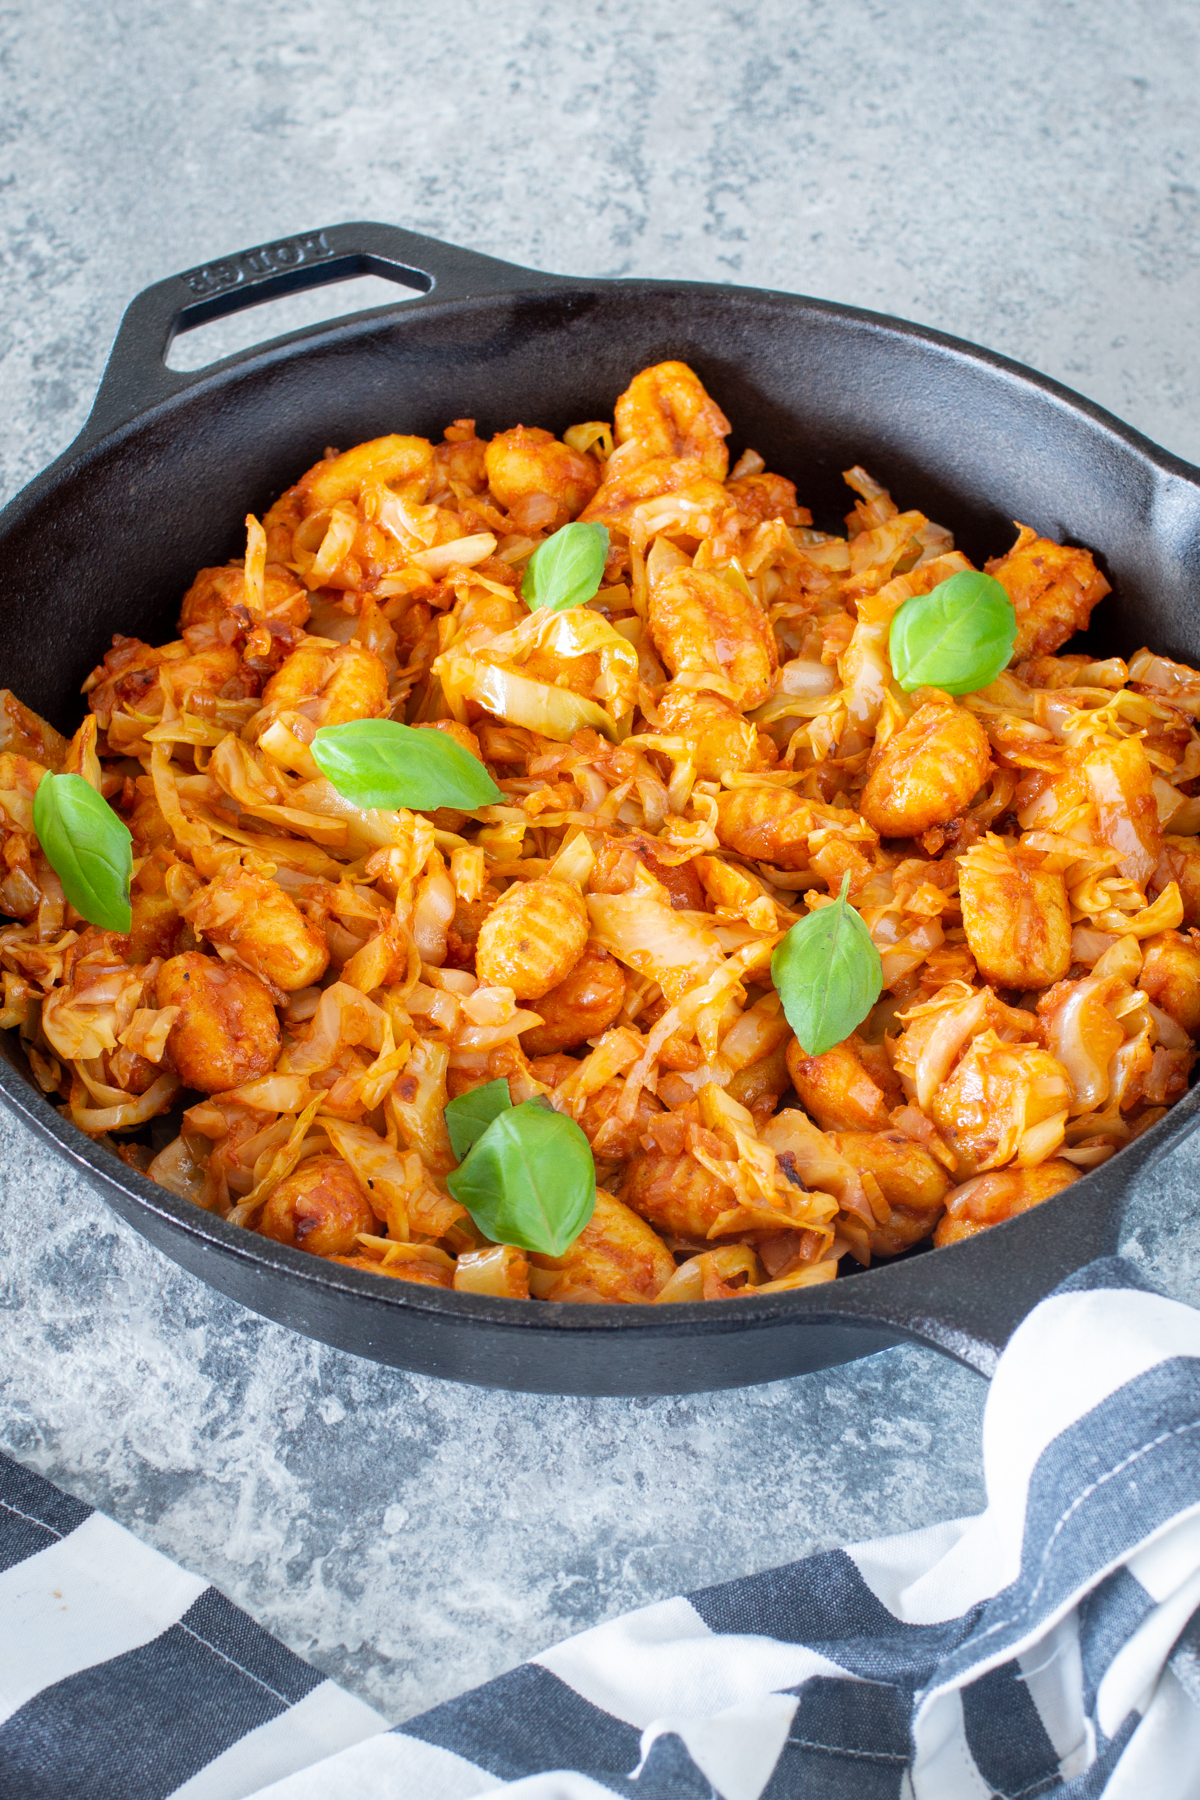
[{"left": 4, "top": 1256, "right": 1200, "bottom": 1799}]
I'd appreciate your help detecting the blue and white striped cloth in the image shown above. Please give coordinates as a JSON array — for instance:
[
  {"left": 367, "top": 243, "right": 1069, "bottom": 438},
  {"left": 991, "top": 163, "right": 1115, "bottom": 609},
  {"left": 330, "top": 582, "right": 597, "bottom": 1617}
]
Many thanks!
[{"left": 5, "top": 1256, "right": 1200, "bottom": 1798}]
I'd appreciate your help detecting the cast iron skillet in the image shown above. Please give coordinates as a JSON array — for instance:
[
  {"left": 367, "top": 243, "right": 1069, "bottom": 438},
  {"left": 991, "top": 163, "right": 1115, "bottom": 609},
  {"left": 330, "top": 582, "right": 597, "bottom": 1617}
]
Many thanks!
[{"left": 2, "top": 220, "right": 1198, "bottom": 1395}]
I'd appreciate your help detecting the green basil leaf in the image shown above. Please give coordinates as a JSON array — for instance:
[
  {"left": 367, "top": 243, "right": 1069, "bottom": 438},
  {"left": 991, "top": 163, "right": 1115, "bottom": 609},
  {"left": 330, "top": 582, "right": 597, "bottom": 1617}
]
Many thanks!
[
  {"left": 310, "top": 719, "right": 501, "bottom": 812},
  {"left": 520, "top": 521, "right": 609, "bottom": 612},
  {"left": 444, "top": 1078, "right": 512, "bottom": 1161},
  {"left": 771, "top": 874, "right": 883, "bottom": 1058},
  {"left": 31, "top": 772, "right": 133, "bottom": 933},
  {"left": 889, "top": 570, "right": 1017, "bottom": 695},
  {"left": 446, "top": 1099, "right": 596, "bottom": 1256}
]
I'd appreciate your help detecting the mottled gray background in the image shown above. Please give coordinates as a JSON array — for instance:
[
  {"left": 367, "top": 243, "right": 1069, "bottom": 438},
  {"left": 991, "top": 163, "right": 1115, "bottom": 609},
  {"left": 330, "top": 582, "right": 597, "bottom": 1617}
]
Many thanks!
[{"left": 2, "top": 0, "right": 1200, "bottom": 1724}]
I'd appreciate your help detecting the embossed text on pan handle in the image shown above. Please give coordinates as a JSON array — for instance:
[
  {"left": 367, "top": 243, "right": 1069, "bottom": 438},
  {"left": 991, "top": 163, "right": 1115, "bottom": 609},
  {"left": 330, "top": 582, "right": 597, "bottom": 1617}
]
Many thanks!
[{"left": 76, "top": 221, "right": 549, "bottom": 447}]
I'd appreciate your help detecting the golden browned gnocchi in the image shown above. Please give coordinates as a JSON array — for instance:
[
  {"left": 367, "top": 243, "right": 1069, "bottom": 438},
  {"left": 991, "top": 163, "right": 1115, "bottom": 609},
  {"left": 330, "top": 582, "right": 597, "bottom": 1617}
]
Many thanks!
[
  {"left": 5, "top": 357, "right": 1190, "bottom": 1305},
  {"left": 529, "top": 1190, "right": 675, "bottom": 1302},
  {"left": 827, "top": 1130, "right": 952, "bottom": 1257},
  {"left": 620, "top": 1150, "right": 740, "bottom": 1242},
  {"left": 184, "top": 870, "right": 330, "bottom": 992},
  {"left": 859, "top": 699, "right": 992, "bottom": 839},
  {"left": 648, "top": 568, "right": 778, "bottom": 709},
  {"left": 483, "top": 425, "right": 601, "bottom": 527},
  {"left": 519, "top": 947, "right": 626, "bottom": 1056},
  {"left": 474, "top": 877, "right": 589, "bottom": 1000},
  {"left": 785, "top": 1038, "right": 894, "bottom": 1133},
  {"left": 934, "top": 1160, "right": 1079, "bottom": 1246},
  {"left": 156, "top": 953, "right": 281, "bottom": 1093},
  {"left": 259, "top": 1155, "right": 377, "bottom": 1256},
  {"left": 958, "top": 842, "right": 1072, "bottom": 990}
]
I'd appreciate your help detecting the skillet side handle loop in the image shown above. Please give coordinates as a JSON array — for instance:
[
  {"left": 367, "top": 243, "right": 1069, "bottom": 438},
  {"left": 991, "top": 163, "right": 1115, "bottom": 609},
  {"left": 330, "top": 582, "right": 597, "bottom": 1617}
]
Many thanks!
[{"left": 81, "top": 220, "right": 542, "bottom": 445}]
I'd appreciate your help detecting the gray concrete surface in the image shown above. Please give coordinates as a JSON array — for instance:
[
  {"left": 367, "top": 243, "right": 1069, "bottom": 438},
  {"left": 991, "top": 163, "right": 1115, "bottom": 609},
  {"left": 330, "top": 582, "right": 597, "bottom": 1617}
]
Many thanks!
[{"left": 2, "top": 0, "right": 1199, "bottom": 1723}]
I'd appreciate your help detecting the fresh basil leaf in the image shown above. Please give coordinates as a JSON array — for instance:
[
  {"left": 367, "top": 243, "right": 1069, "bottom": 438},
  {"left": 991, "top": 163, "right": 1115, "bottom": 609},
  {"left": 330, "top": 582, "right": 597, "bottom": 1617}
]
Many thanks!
[
  {"left": 771, "top": 874, "right": 883, "bottom": 1058},
  {"left": 310, "top": 719, "right": 501, "bottom": 812},
  {"left": 446, "top": 1099, "right": 596, "bottom": 1256},
  {"left": 445, "top": 1078, "right": 512, "bottom": 1161},
  {"left": 520, "top": 522, "right": 609, "bottom": 612},
  {"left": 31, "top": 772, "right": 133, "bottom": 933},
  {"left": 889, "top": 570, "right": 1017, "bottom": 695}
]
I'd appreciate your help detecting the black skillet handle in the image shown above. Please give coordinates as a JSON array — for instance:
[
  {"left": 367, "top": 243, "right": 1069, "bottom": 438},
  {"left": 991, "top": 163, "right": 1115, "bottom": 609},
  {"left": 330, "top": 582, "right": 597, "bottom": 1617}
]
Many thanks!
[{"left": 80, "top": 221, "right": 544, "bottom": 446}]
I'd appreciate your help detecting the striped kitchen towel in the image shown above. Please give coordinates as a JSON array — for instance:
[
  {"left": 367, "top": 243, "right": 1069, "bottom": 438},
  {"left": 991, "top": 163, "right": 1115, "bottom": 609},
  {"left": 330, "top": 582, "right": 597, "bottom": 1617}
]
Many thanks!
[{"left": 4, "top": 1256, "right": 1200, "bottom": 1799}]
